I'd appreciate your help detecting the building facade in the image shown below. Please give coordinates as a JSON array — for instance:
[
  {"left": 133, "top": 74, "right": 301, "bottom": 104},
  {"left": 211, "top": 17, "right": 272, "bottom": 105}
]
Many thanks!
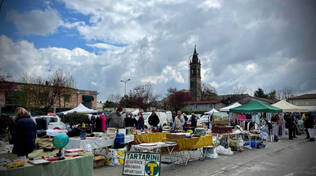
[
  {"left": 288, "top": 94, "right": 316, "bottom": 106},
  {"left": 189, "top": 46, "right": 202, "bottom": 101},
  {"left": 0, "top": 81, "right": 98, "bottom": 114}
]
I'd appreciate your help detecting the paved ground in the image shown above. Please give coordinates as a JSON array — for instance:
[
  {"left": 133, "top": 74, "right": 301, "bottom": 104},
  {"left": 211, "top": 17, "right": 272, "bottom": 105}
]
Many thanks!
[{"left": 94, "top": 134, "right": 316, "bottom": 176}]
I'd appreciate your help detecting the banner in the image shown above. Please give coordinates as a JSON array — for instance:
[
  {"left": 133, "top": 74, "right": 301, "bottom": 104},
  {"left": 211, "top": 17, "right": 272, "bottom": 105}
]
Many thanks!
[{"left": 122, "top": 152, "right": 161, "bottom": 176}]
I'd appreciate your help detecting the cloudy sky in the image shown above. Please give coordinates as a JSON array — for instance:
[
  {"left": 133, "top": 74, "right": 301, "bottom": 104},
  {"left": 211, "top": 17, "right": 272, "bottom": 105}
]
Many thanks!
[{"left": 0, "top": 0, "right": 315, "bottom": 101}]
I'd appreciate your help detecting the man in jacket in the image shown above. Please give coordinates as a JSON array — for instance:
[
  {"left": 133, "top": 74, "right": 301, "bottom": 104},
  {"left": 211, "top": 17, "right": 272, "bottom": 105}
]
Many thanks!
[
  {"left": 107, "top": 107, "right": 125, "bottom": 128},
  {"left": 304, "top": 113, "right": 315, "bottom": 141},
  {"left": 148, "top": 110, "right": 160, "bottom": 128}
]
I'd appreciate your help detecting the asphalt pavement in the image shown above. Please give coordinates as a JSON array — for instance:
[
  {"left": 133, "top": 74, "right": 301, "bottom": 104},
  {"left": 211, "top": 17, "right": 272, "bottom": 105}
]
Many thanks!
[{"left": 94, "top": 134, "right": 316, "bottom": 176}]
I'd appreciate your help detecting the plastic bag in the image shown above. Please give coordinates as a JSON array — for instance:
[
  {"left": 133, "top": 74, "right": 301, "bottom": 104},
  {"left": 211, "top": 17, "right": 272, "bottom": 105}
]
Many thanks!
[
  {"left": 215, "top": 145, "right": 233, "bottom": 155},
  {"left": 83, "top": 144, "right": 92, "bottom": 152},
  {"left": 204, "top": 146, "right": 218, "bottom": 159}
]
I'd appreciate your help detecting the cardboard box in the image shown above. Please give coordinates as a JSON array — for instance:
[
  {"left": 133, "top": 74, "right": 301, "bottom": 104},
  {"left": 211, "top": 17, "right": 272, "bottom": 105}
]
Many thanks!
[{"left": 93, "top": 155, "right": 105, "bottom": 168}]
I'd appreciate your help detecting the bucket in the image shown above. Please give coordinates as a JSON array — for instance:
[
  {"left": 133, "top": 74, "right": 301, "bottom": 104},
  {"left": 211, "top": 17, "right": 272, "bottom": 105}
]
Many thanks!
[
  {"left": 250, "top": 141, "right": 258, "bottom": 148},
  {"left": 115, "top": 134, "right": 125, "bottom": 144}
]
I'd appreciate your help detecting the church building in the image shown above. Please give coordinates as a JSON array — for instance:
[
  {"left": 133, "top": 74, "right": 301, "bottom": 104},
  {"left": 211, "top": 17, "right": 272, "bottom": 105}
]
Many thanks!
[{"left": 189, "top": 46, "right": 202, "bottom": 101}]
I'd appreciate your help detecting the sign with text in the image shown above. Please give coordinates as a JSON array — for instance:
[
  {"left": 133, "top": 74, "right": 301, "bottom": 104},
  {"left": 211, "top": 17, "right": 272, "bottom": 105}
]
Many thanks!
[{"left": 122, "top": 152, "right": 161, "bottom": 176}]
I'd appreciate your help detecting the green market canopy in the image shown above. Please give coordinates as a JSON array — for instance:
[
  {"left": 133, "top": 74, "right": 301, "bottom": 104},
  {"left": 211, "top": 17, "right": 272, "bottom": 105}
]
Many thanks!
[{"left": 230, "top": 100, "right": 282, "bottom": 113}]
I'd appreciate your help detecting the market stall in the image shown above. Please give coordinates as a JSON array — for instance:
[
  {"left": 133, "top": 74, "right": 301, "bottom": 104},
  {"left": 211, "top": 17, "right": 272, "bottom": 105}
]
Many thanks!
[
  {"left": 229, "top": 100, "right": 282, "bottom": 145},
  {"left": 0, "top": 152, "right": 93, "bottom": 176},
  {"left": 220, "top": 102, "right": 241, "bottom": 112},
  {"left": 230, "top": 100, "right": 282, "bottom": 113},
  {"left": 134, "top": 132, "right": 168, "bottom": 144},
  {"left": 66, "top": 135, "right": 134, "bottom": 150},
  {"left": 272, "top": 100, "right": 308, "bottom": 112},
  {"left": 205, "top": 108, "right": 218, "bottom": 115},
  {"left": 60, "top": 103, "right": 97, "bottom": 115}
]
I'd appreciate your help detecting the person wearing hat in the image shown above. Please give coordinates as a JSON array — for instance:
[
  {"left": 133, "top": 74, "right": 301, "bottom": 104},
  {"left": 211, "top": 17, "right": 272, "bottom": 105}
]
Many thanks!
[{"left": 107, "top": 107, "right": 125, "bottom": 128}]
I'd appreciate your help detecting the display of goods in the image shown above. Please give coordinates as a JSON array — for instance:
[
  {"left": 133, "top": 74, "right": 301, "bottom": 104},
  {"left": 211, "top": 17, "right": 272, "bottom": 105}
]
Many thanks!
[
  {"left": 125, "top": 127, "right": 133, "bottom": 135},
  {"left": 212, "top": 126, "right": 233, "bottom": 133},
  {"left": 194, "top": 128, "right": 206, "bottom": 136},
  {"left": 7, "top": 160, "right": 24, "bottom": 168},
  {"left": 212, "top": 112, "right": 229, "bottom": 125},
  {"left": 118, "top": 129, "right": 126, "bottom": 135},
  {"left": 107, "top": 128, "right": 117, "bottom": 134},
  {"left": 65, "top": 148, "right": 84, "bottom": 153},
  {"left": 104, "top": 148, "right": 126, "bottom": 166},
  {"left": 166, "top": 133, "right": 186, "bottom": 139}
]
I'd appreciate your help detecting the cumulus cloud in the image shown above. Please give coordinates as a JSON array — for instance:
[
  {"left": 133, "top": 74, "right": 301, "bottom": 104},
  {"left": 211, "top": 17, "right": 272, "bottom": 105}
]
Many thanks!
[
  {"left": 87, "top": 43, "right": 122, "bottom": 50},
  {"left": 7, "top": 8, "right": 63, "bottom": 35},
  {"left": 1, "top": 0, "right": 316, "bottom": 100}
]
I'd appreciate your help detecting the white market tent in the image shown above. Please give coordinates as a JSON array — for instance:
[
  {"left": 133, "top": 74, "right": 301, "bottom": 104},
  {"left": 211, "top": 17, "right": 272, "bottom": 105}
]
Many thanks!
[
  {"left": 61, "top": 103, "right": 97, "bottom": 115},
  {"left": 205, "top": 108, "right": 219, "bottom": 115},
  {"left": 131, "top": 109, "right": 140, "bottom": 116},
  {"left": 220, "top": 102, "right": 242, "bottom": 112},
  {"left": 296, "top": 106, "right": 316, "bottom": 112},
  {"left": 272, "top": 100, "right": 308, "bottom": 112}
]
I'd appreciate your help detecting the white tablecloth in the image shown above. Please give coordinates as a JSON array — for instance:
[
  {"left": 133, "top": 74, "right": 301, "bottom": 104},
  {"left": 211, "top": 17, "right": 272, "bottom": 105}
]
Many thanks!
[{"left": 65, "top": 135, "right": 135, "bottom": 150}]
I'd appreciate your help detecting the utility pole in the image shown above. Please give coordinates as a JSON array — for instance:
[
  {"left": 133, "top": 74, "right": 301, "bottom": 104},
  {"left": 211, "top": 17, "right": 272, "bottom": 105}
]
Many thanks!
[{"left": 120, "top": 78, "right": 131, "bottom": 95}]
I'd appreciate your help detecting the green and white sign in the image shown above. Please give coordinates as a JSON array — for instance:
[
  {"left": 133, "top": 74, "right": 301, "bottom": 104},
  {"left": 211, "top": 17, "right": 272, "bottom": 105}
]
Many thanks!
[{"left": 122, "top": 152, "right": 161, "bottom": 176}]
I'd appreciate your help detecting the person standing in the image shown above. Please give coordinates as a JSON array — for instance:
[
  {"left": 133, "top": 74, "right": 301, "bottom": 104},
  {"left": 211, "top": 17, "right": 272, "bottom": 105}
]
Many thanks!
[
  {"left": 285, "top": 113, "right": 295, "bottom": 140},
  {"left": 125, "top": 112, "right": 136, "bottom": 127},
  {"left": 191, "top": 113, "right": 197, "bottom": 130},
  {"left": 107, "top": 107, "right": 125, "bottom": 128},
  {"left": 148, "top": 110, "right": 160, "bottom": 128},
  {"left": 173, "top": 112, "right": 183, "bottom": 131},
  {"left": 271, "top": 114, "right": 279, "bottom": 142},
  {"left": 11, "top": 107, "right": 36, "bottom": 157},
  {"left": 136, "top": 112, "right": 145, "bottom": 131},
  {"left": 303, "top": 113, "right": 310, "bottom": 139},
  {"left": 304, "top": 113, "right": 315, "bottom": 141}
]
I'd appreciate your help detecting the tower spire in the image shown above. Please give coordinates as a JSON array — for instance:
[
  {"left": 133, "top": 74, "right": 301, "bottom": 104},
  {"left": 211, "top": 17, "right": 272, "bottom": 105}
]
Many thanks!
[{"left": 192, "top": 45, "right": 199, "bottom": 63}]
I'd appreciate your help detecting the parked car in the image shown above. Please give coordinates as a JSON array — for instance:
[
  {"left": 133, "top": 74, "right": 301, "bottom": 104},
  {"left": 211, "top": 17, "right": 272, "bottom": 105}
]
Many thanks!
[{"left": 34, "top": 115, "right": 66, "bottom": 135}]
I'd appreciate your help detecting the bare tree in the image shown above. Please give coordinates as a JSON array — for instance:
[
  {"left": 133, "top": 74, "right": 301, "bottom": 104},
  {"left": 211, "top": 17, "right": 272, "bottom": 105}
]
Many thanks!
[
  {"left": 126, "top": 83, "right": 159, "bottom": 111},
  {"left": 108, "top": 94, "right": 122, "bottom": 104},
  {"left": 233, "top": 86, "right": 249, "bottom": 95},
  {"left": 0, "top": 68, "right": 12, "bottom": 81},
  {"left": 201, "top": 82, "right": 217, "bottom": 100},
  {"left": 166, "top": 88, "right": 193, "bottom": 113},
  {"left": 19, "top": 70, "right": 75, "bottom": 113},
  {"left": 277, "top": 88, "right": 294, "bottom": 100}
]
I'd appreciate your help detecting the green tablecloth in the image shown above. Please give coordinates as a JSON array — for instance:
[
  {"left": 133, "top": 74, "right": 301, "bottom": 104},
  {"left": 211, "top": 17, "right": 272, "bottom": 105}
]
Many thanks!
[{"left": 0, "top": 155, "right": 93, "bottom": 176}]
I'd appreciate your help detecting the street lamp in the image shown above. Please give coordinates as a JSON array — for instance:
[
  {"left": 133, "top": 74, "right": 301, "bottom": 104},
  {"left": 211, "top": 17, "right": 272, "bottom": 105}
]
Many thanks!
[{"left": 120, "top": 78, "right": 131, "bottom": 95}]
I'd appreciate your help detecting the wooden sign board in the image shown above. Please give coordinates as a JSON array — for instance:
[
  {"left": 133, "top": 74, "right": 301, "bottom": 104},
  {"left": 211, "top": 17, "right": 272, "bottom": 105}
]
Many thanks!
[{"left": 122, "top": 152, "right": 161, "bottom": 176}]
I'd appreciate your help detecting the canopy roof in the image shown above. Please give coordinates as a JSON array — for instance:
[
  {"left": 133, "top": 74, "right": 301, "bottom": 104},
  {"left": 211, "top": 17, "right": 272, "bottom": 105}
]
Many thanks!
[
  {"left": 296, "top": 106, "right": 316, "bottom": 112},
  {"left": 272, "top": 100, "right": 308, "bottom": 112},
  {"left": 230, "top": 100, "right": 282, "bottom": 113},
  {"left": 61, "top": 103, "right": 97, "bottom": 115},
  {"left": 205, "top": 108, "right": 218, "bottom": 114},
  {"left": 220, "top": 102, "right": 241, "bottom": 112},
  {"left": 213, "top": 112, "right": 228, "bottom": 118}
]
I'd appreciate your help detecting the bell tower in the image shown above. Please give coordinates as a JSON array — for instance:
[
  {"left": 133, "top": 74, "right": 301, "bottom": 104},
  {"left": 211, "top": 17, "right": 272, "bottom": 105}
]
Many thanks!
[{"left": 189, "top": 45, "right": 201, "bottom": 101}]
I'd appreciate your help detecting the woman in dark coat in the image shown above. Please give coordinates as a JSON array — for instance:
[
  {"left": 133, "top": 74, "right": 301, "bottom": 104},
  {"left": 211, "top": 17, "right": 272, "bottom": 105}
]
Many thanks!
[
  {"left": 304, "top": 113, "right": 315, "bottom": 141},
  {"left": 136, "top": 112, "right": 145, "bottom": 131},
  {"left": 12, "top": 107, "right": 37, "bottom": 156},
  {"left": 191, "top": 114, "right": 197, "bottom": 130}
]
